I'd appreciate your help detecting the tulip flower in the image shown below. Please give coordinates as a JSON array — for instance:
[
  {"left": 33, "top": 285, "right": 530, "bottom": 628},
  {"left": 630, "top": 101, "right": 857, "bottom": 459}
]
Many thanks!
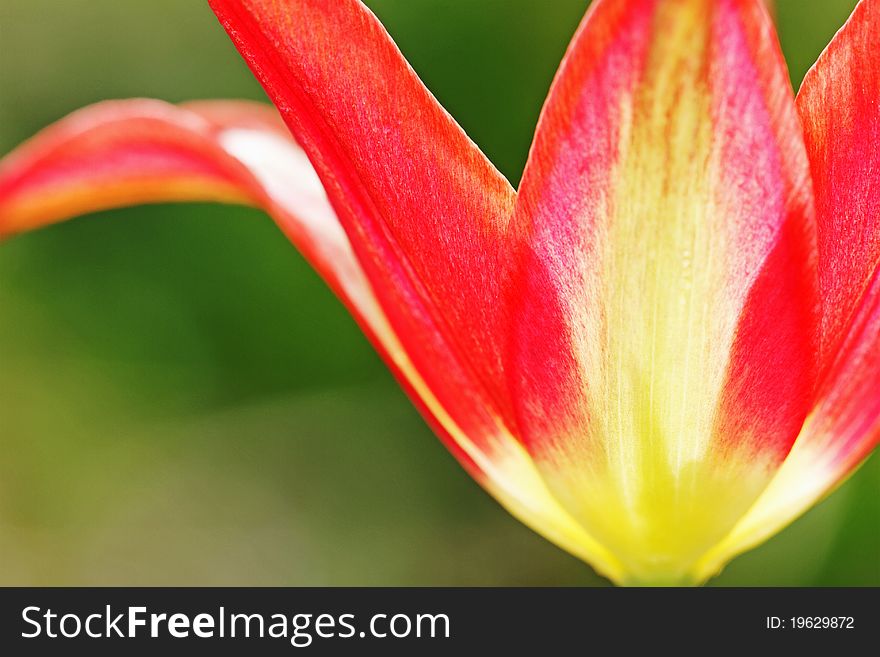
[{"left": 0, "top": 0, "right": 877, "bottom": 586}]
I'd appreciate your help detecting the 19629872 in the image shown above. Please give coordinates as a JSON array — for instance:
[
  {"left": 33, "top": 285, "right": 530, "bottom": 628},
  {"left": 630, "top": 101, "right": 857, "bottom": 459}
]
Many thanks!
[{"left": 766, "top": 617, "right": 855, "bottom": 630}]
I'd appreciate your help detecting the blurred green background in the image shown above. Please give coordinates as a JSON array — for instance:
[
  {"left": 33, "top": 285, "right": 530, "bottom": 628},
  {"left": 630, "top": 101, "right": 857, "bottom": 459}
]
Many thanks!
[{"left": 0, "top": 0, "right": 876, "bottom": 586}]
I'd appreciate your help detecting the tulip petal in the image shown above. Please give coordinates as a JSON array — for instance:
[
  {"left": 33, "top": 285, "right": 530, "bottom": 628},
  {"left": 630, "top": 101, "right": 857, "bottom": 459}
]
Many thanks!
[
  {"left": 798, "top": 0, "right": 880, "bottom": 364},
  {"left": 208, "top": 0, "right": 522, "bottom": 442},
  {"left": 0, "top": 97, "right": 624, "bottom": 580},
  {"left": 207, "top": 0, "right": 627, "bottom": 572},
  {"left": 0, "top": 100, "right": 261, "bottom": 237},
  {"left": 696, "top": 0, "right": 880, "bottom": 578},
  {"left": 512, "top": 0, "right": 817, "bottom": 580},
  {"left": 0, "top": 99, "right": 372, "bottom": 328}
]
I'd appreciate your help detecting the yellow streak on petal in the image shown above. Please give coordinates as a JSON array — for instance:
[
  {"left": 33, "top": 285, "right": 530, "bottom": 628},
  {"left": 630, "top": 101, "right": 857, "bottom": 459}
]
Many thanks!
[{"left": 533, "top": 0, "right": 779, "bottom": 581}]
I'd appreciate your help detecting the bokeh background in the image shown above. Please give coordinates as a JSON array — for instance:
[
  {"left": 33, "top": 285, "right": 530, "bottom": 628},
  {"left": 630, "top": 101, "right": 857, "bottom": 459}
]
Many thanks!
[{"left": 0, "top": 0, "right": 877, "bottom": 586}]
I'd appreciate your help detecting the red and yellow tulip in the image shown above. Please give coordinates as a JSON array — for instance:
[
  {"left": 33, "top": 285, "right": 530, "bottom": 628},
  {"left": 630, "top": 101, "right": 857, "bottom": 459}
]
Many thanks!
[{"left": 1, "top": 0, "right": 877, "bottom": 585}]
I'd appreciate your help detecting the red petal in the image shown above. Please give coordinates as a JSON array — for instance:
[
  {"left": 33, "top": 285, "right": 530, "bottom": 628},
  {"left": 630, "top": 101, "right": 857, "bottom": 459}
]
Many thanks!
[
  {"left": 208, "top": 0, "right": 527, "bottom": 464},
  {"left": 509, "top": 0, "right": 817, "bottom": 576},
  {"left": 0, "top": 100, "right": 260, "bottom": 237},
  {"left": 0, "top": 100, "right": 367, "bottom": 322},
  {"left": 796, "top": 0, "right": 880, "bottom": 488},
  {"left": 788, "top": 0, "right": 880, "bottom": 523},
  {"left": 799, "top": 0, "right": 880, "bottom": 367}
]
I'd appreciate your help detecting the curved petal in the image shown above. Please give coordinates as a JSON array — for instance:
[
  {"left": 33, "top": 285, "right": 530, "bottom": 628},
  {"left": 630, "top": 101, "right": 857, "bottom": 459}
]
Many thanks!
[
  {"left": 697, "top": 0, "right": 880, "bottom": 578},
  {"left": 0, "top": 100, "right": 261, "bottom": 237},
  {"left": 511, "top": 0, "right": 817, "bottom": 581},
  {"left": 0, "top": 98, "right": 622, "bottom": 580},
  {"left": 0, "top": 99, "right": 367, "bottom": 325}
]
